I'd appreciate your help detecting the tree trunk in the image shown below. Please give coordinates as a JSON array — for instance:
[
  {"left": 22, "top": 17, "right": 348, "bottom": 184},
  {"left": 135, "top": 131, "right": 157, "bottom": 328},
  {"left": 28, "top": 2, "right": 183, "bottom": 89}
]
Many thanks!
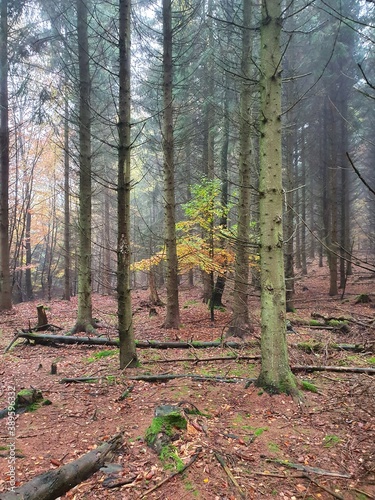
[
  {"left": 118, "top": 0, "right": 137, "bottom": 368},
  {"left": 73, "top": 0, "right": 94, "bottom": 333},
  {"left": 162, "top": 0, "right": 180, "bottom": 329},
  {"left": 256, "top": 0, "right": 299, "bottom": 397},
  {"left": 300, "top": 126, "right": 307, "bottom": 276},
  {"left": 0, "top": 0, "right": 11, "bottom": 310},
  {"left": 327, "top": 99, "right": 338, "bottom": 296},
  {"left": 149, "top": 268, "right": 163, "bottom": 306},
  {"left": 284, "top": 57, "right": 295, "bottom": 313},
  {"left": 63, "top": 95, "right": 71, "bottom": 301},
  {"left": 229, "top": 0, "right": 253, "bottom": 337},
  {"left": 211, "top": 43, "right": 231, "bottom": 314},
  {"left": 103, "top": 186, "right": 112, "bottom": 294},
  {"left": 24, "top": 209, "right": 33, "bottom": 300},
  {"left": 200, "top": 0, "right": 215, "bottom": 305}
]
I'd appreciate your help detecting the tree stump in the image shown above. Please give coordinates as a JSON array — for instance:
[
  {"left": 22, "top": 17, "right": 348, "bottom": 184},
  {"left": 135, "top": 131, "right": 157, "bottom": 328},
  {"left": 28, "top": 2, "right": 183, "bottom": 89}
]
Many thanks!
[
  {"left": 355, "top": 293, "right": 371, "bottom": 304},
  {"left": 37, "top": 305, "right": 49, "bottom": 327}
]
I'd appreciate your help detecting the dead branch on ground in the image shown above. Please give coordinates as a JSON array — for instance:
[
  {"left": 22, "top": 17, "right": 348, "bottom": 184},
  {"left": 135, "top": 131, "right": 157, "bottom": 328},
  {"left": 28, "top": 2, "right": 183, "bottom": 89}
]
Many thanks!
[{"left": 0, "top": 432, "right": 123, "bottom": 500}]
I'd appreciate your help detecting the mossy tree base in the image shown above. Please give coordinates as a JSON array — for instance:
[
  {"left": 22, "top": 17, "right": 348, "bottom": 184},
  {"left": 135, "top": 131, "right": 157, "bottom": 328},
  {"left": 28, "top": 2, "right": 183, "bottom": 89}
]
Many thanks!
[
  {"left": 70, "top": 321, "right": 97, "bottom": 335},
  {"left": 256, "top": 372, "right": 302, "bottom": 402}
]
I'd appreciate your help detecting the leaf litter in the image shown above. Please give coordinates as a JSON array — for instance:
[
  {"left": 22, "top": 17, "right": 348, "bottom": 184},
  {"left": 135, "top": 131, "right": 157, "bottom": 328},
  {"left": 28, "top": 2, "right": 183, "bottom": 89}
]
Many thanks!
[{"left": 0, "top": 265, "right": 374, "bottom": 499}]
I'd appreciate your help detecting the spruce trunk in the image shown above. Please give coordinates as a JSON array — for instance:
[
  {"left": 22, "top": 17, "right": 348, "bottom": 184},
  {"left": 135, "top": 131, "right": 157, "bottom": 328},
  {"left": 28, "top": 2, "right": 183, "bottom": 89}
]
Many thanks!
[{"left": 257, "top": 0, "right": 299, "bottom": 397}]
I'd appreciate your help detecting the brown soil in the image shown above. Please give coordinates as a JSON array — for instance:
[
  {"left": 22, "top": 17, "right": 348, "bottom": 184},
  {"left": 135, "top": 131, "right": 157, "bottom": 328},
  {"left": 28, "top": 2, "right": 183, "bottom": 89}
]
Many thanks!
[{"left": 0, "top": 265, "right": 374, "bottom": 499}]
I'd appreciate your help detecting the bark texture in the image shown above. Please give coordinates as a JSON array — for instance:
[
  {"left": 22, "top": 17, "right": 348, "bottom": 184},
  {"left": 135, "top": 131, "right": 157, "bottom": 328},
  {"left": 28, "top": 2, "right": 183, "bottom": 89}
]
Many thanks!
[
  {"left": 0, "top": 0, "right": 11, "bottom": 310},
  {"left": 117, "top": 0, "right": 137, "bottom": 368},
  {"left": 256, "top": 0, "right": 299, "bottom": 396},
  {"left": 162, "top": 0, "right": 180, "bottom": 328},
  {"left": 229, "top": 0, "right": 254, "bottom": 337},
  {"left": 74, "top": 0, "right": 94, "bottom": 333}
]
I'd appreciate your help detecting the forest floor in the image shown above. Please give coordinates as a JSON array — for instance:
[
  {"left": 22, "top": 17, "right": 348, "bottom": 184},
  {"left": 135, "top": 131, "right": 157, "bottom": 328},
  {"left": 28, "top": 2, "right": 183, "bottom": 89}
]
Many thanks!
[{"left": 0, "top": 263, "right": 374, "bottom": 500}]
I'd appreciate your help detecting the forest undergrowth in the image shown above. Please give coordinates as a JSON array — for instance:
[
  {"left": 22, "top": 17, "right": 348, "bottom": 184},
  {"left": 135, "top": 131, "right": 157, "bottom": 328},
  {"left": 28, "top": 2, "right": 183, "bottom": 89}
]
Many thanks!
[{"left": 0, "top": 265, "right": 374, "bottom": 499}]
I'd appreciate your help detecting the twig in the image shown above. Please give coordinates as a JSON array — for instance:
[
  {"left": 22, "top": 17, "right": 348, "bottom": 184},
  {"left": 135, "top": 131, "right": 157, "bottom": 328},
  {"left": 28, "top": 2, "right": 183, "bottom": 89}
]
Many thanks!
[
  {"left": 302, "top": 473, "right": 344, "bottom": 500},
  {"left": 268, "top": 459, "right": 351, "bottom": 478},
  {"left": 140, "top": 448, "right": 201, "bottom": 498},
  {"left": 214, "top": 451, "right": 246, "bottom": 499},
  {"left": 4, "top": 332, "right": 21, "bottom": 353},
  {"left": 351, "top": 488, "right": 375, "bottom": 499}
]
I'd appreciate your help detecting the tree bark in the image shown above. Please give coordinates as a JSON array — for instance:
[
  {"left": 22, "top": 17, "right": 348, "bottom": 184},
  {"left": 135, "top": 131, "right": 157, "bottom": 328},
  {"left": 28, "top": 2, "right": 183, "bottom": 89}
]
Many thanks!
[
  {"left": 162, "top": 0, "right": 180, "bottom": 328},
  {"left": 73, "top": 0, "right": 94, "bottom": 333},
  {"left": 229, "top": 0, "right": 254, "bottom": 337},
  {"left": 201, "top": 0, "right": 215, "bottom": 305},
  {"left": 63, "top": 95, "right": 71, "bottom": 301},
  {"left": 256, "top": 0, "right": 299, "bottom": 397},
  {"left": 0, "top": 433, "right": 123, "bottom": 500},
  {"left": 117, "top": 0, "right": 137, "bottom": 368},
  {"left": 24, "top": 210, "right": 33, "bottom": 300},
  {"left": 0, "top": 0, "right": 11, "bottom": 310}
]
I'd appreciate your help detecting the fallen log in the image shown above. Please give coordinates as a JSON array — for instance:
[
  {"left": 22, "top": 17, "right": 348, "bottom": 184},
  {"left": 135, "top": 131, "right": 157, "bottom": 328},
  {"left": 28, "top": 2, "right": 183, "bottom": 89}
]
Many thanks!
[
  {"left": 59, "top": 363, "right": 375, "bottom": 386},
  {"left": 0, "top": 432, "right": 123, "bottom": 500},
  {"left": 142, "top": 354, "right": 261, "bottom": 364},
  {"left": 59, "top": 377, "right": 101, "bottom": 384},
  {"left": 60, "top": 373, "right": 258, "bottom": 384},
  {"left": 291, "top": 365, "right": 375, "bottom": 374},
  {"left": 4, "top": 332, "right": 254, "bottom": 353}
]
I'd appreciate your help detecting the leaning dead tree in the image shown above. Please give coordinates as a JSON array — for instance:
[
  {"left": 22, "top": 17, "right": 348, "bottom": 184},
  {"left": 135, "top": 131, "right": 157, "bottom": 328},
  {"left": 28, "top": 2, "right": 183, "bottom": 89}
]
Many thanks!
[{"left": 0, "top": 433, "right": 123, "bottom": 500}]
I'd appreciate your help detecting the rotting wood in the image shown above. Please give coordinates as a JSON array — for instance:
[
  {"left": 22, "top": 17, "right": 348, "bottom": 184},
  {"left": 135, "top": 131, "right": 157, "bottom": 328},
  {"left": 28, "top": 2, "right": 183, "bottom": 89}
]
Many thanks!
[
  {"left": 4, "top": 332, "right": 255, "bottom": 352},
  {"left": 37, "top": 305, "right": 48, "bottom": 328},
  {"left": 0, "top": 432, "right": 123, "bottom": 500}
]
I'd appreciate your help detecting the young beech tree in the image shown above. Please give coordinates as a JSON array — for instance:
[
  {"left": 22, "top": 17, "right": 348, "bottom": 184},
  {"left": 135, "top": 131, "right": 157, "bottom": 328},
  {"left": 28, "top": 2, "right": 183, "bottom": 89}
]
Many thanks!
[{"left": 256, "top": 0, "right": 300, "bottom": 398}]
